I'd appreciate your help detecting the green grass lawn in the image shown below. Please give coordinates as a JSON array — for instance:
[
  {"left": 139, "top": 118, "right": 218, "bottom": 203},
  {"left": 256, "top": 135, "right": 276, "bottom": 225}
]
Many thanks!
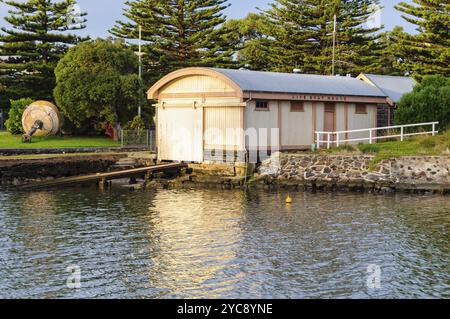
[
  {"left": 324, "top": 130, "right": 450, "bottom": 169},
  {"left": 0, "top": 131, "right": 120, "bottom": 149}
]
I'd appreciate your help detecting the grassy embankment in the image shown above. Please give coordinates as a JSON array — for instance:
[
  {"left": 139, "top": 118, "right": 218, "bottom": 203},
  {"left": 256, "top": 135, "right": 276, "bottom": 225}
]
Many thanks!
[
  {"left": 324, "top": 130, "right": 450, "bottom": 170},
  {"left": 0, "top": 131, "right": 120, "bottom": 149}
]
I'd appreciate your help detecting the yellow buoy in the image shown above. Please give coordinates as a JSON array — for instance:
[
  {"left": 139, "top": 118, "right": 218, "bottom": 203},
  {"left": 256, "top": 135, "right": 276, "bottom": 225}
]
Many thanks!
[{"left": 285, "top": 195, "right": 293, "bottom": 204}]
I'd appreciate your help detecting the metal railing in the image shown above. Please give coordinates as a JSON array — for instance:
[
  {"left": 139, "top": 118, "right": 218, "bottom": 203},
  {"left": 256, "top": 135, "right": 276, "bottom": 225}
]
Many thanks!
[
  {"left": 120, "top": 129, "right": 156, "bottom": 151},
  {"left": 316, "top": 122, "right": 439, "bottom": 149}
]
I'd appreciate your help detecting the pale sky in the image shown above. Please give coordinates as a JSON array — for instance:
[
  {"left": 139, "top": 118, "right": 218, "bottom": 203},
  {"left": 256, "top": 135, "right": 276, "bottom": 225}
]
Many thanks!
[{"left": 0, "top": 0, "right": 416, "bottom": 37}]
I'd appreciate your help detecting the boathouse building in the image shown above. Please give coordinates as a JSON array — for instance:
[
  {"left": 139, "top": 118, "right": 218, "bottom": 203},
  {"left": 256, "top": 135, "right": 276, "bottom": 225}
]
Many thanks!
[{"left": 148, "top": 68, "right": 399, "bottom": 163}]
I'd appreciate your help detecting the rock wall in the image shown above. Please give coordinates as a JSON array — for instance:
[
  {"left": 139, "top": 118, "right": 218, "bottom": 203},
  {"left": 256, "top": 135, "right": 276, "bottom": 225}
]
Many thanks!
[
  {"left": 256, "top": 153, "right": 450, "bottom": 193},
  {"left": 391, "top": 157, "right": 450, "bottom": 190}
]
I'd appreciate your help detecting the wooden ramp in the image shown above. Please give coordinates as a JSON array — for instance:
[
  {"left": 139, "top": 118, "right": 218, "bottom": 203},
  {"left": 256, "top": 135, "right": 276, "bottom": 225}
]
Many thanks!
[{"left": 14, "top": 163, "right": 187, "bottom": 190}]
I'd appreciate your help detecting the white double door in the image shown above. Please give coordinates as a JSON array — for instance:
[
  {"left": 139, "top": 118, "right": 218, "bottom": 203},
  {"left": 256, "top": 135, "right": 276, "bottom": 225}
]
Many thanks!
[{"left": 158, "top": 106, "right": 203, "bottom": 163}]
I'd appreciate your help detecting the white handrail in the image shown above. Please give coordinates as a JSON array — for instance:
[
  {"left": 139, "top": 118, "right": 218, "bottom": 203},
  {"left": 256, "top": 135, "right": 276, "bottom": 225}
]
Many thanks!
[{"left": 316, "top": 122, "right": 439, "bottom": 149}]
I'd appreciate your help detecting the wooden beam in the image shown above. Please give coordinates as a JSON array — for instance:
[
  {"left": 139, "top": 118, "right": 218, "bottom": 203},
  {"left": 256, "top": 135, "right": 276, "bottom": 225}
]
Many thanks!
[
  {"left": 14, "top": 163, "right": 188, "bottom": 190},
  {"left": 158, "top": 92, "right": 239, "bottom": 99},
  {"left": 373, "top": 105, "right": 378, "bottom": 128},
  {"left": 241, "top": 104, "right": 245, "bottom": 150},
  {"left": 203, "top": 103, "right": 246, "bottom": 108},
  {"left": 344, "top": 103, "right": 349, "bottom": 141},
  {"left": 155, "top": 104, "right": 159, "bottom": 154},
  {"left": 312, "top": 102, "right": 317, "bottom": 144},
  {"left": 278, "top": 101, "right": 283, "bottom": 149}
]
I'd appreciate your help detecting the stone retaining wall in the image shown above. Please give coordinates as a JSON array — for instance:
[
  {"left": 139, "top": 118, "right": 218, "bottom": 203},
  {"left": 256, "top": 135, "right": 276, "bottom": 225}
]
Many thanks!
[
  {"left": 255, "top": 153, "right": 450, "bottom": 193},
  {"left": 2, "top": 151, "right": 449, "bottom": 193}
]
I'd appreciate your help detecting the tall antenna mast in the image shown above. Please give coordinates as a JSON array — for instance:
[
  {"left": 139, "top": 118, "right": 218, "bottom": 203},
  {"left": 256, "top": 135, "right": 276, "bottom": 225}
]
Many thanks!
[
  {"left": 332, "top": 15, "right": 337, "bottom": 76},
  {"left": 138, "top": 25, "right": 142, "bottom": 118}
]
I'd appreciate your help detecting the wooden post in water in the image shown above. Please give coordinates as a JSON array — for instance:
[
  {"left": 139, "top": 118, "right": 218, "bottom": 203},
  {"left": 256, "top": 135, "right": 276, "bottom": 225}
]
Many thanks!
[
  {"left": 99, "top": 177, "right": 107, "bottom": 191},
  {"left": 143, "top": 171, "right": 152, "bottom": 188}
]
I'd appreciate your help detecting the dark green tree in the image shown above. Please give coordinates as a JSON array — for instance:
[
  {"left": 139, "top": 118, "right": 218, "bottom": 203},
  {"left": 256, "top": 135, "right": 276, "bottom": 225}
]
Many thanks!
[
  {"left": 376, "top": 27, "right": 410, "bottom": 76},
  {"left": 110, "top": 0, "right": 238, "bottom": 84},
  {"left": 223, "top": 13, "right": 272, "bottom": 70},
  {"left": 54, "top": 39, "right": 146, "bottom": 134},
  {"left": 395, "top": 0, "right": 450, "bottom": 80},
  {"left": 263, "top": 0, "right": 384, "bottom": 75},
  {"left": 0, "top": 0, "right": 87, "bottom": 109},
  {"left": 395, "top": 75, "right": 450, "bottom": 130}
]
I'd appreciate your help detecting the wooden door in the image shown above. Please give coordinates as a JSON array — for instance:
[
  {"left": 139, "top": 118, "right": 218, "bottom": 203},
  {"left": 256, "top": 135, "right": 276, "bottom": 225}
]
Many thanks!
[
  {"left": 158, "top": 106, "right": 203, "bottom": 163},
  {"left": 324, "top": 103, "right": 336, "bottom": 140}
]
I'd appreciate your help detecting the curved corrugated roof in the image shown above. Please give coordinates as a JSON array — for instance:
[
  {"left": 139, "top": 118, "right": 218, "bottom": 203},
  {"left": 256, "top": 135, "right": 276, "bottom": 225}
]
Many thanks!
[{"left": 210, "top": 68, "right": 387, "bottom": 97}]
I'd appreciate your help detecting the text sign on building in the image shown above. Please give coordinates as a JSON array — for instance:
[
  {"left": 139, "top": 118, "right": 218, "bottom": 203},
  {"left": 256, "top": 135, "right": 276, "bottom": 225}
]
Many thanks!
[{"left": 291, "top": 95, "right": 348, "bottom": 102}]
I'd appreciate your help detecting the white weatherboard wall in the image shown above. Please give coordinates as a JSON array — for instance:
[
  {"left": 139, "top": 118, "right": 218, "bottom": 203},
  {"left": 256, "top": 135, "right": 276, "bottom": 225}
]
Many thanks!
[
  {"left": 281, "top": 101, "right": 314, "bottom": 148},
  {"left": 335, "top": 103, "right": 346, "bottom": 132},
  {"left": 245, "top": 101, "right": 279, "bottom": 151},
  {"left": 204, "top": 106, "right": 244, "bottom": 151},
  {"left": 313, "top": 103, "right": 378, "bottom": 147},
  {"left": 347, "top": 104, "right": 377, "bottom": 143},
  {"left": 315, "top": 102, "right": 325, "bottom": 133}
]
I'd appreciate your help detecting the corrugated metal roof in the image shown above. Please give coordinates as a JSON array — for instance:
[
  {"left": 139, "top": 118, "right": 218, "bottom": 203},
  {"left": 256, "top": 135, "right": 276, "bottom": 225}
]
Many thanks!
[
  {"left": 210, "top": 68, "right": 387, "bottom": 97},
  {"left": 361, "top": 74, "right": 416, "bottom": 103}
]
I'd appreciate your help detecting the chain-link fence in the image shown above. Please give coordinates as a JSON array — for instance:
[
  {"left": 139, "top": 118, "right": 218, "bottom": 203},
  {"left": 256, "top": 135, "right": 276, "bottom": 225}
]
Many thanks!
[
  {"left": 120, "top": 129, "right": 156, "bottom": 151},
  {"left": 0, "top": 109, "right": 4, "bottom": 131}
]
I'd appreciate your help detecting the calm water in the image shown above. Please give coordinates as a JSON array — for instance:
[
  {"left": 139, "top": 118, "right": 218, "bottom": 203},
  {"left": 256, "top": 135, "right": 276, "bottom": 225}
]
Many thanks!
[{"left": 0, "top": 187, "right": 448, "bottom": 299}]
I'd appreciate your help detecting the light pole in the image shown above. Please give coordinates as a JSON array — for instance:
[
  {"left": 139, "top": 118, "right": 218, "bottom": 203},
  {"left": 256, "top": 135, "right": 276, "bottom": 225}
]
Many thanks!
[
  {"left": 332, "top": 15, "right": 337, "bottom": 76},
  {"left": 136, "top": 25, "right": 144, "bottom": 118}
]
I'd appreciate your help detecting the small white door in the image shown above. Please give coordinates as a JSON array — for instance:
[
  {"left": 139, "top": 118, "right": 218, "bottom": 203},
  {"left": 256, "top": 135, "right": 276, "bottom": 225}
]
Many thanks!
[{"left": 158, "top": 106, "right": 203, "bottom": 163}]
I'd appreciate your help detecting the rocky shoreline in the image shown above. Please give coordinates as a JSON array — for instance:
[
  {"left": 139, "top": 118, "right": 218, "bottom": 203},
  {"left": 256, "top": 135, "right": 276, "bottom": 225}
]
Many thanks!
[
  {"left": 1, "top": 152, "right": 449, "bottom": 194},
  {"left": 160, "top": 153, "right": 450, "bottom": 194},
  {"left": 251, "top": 153, "right": 450, "bottom": 194}
]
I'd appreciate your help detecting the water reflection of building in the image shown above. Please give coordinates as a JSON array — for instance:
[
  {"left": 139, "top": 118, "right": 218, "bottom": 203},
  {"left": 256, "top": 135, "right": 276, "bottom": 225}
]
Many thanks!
[
  {"left": 142, "top": 189, "right": 246, "bottom": 298},
  {"left": 2, "top": 188, "right": 448, "bottom": 298}
]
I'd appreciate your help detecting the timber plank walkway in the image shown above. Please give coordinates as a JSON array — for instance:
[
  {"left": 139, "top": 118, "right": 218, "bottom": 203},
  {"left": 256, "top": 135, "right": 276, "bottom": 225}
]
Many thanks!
[{"left": 14, "top": 162, "right": 187, "bottom": 190}]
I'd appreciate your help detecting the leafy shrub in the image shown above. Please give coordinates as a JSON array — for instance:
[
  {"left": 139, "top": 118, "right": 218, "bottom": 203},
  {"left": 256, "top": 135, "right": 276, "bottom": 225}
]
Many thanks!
[
  {"left": 395, "top": 75, "right": 450, "bottom": 130},
  {"left": 5, "top": 98, "right": 33, "bottom": 135},
  {"left": 124, "top": 115, "right": 146, "bottom": 131}
]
